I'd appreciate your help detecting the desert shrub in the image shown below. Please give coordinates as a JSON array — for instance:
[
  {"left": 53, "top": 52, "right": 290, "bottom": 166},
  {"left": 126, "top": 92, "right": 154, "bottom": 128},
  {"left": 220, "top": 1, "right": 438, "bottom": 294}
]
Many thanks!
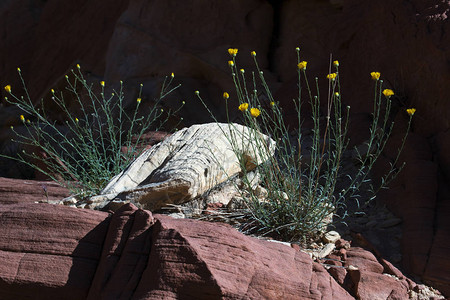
[
  {"left": 198, "top": 48, "right": 415, "bottom": 242},
  {"left": 3, "top": 66, "right": 182, "bottom": 199}
]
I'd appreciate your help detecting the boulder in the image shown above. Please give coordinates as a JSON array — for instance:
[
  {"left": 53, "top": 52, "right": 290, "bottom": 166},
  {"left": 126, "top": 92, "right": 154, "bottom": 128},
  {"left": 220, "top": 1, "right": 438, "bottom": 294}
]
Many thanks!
[
  {"left": 88, "top": 123, "right": 275, "bottom": 211},
  {"left": 348, "top": 270, "right": 409, "bottom": 300}
]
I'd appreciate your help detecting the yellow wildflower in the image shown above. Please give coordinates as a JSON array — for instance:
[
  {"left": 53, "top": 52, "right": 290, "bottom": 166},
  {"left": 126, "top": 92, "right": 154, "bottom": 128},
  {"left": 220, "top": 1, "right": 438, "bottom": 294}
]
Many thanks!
[
  {"left": 76, "top": 64, "right": 80, "bottom": 69},
  {"left": 17, "top": 67, "right": 21, "bottom": 72},
  {"left": 195, "top": 90, "right": 200, "bottom": 96},
  {"left": 51, "top": 89, "right": 55, "bottom": 94},
  {"left": 297, "top": 61, "right": 307, "bottom": 70},
  {"left": 406, "top": 108, "right": 416, "bottom": 116},
  {"left": 4, "top": 85, "right": 11, "bottom": 93},
  {"left": 335, "top": 92, "right": 340, "bottom": 97},
  {"left": 75, "top": 118, "right": 79, "bottom": 123},
  {"left": 100, "top": 81, "right": 105, "bottom": 87},
  {"left": 228, "top": 48, "right": 238, "bottom": 57},
  {"left": 20, "top": 115, "right": 25, "bottom": 122},
  {"left": 326, "top": 73, "right": 337, "bottom": 80},
  {"left": 228, "top": 60, "right": 234, "bottom": 67},
  {"left": 295, "top": 47, "right": 300, "bottom": 52},
  {"left": 250, "top": 107, "right": 260, "bottom": 118},
  {"left": 270, "top": 101, "right": 275, "bottom": 107},
  {"left": 333, "top": 60, "right": 339, "bottom": 67},
  {"left": 251, "top": 51, "right": 256, "bottom": 57},
  {"left": 223, "top": 92, "right": 230, "bottom": 100},
  {"left": 382, "top": 89, "right": 394, "bottom": 97},
  {"left": 238, "top": 103, "right": 249, "bottom": 112},
  {"left": 137, "top": 98, "right": 142, "bottom": 103},
  {"left": 370, "top": 72, "right": 381, "bottom": 80},
  {"left": 240, "top": 69, "right": 245, "bottom": 74},
  {"left": 171, "top": 72, "right": 174, "bottom": 78}
]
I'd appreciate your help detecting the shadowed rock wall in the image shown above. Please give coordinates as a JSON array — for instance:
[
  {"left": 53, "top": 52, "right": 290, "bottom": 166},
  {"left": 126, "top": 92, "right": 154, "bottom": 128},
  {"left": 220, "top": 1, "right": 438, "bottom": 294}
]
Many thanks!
[{"left": 0, "top": 0, "right": 449, "bottom": 294}]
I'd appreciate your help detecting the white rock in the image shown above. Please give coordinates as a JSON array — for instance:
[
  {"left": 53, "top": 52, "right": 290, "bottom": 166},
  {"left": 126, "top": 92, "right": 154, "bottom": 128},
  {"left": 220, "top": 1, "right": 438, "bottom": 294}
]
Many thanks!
[
  {"left": 205, "top": 179, "right": 240, "bottom": 206},
  {"left": 317, "top": 243, "right": 336, "bottom": 259},
  {"left": 323, "top": 231, "right": 341, "bottom": 244},
  {"left": 92, "top": 123, "right": 275, "bottom": 211}
]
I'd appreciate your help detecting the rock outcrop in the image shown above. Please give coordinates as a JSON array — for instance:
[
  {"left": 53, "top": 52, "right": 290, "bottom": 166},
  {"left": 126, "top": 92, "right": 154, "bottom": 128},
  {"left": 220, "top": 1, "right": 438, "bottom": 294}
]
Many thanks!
[
  {"left": 87, "top": 123, "right": 275, "bottom": 211},
  {"left": 4, "top": 200, "right": 441, "bottom": 299}
]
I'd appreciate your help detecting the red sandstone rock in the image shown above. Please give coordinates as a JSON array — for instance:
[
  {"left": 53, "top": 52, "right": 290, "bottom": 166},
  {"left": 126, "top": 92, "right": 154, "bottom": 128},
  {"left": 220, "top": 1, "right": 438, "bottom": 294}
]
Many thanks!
[
  {"left": 0, "top": 200, "right": 438, "bottom": 299},
  {"left": 0, "top": 177, "right": 69, "bottom": 205},
  {"left": 345, "top": 247, "right": 384, "bottom": 274},
  {"left": 0, "top": 202, "right": 110, "bottom": 300},
  {"left": 88, "top": 204, "right": 155, "bottom": 299},
  {"left": 0, "top": 202, "right": 354, "bottom": 299},
  {"left": 132, "top": 214, "right": 352, "bottom": 299},
  {"left": 348, "top": 269, "right": 409, "bottom": 300}
]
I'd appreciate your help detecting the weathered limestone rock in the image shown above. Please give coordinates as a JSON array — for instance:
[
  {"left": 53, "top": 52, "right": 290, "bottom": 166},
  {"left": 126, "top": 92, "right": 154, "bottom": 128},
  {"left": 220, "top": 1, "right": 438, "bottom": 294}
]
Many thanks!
[{"left": 90, "top": 123, "right": 275, "bottom": 211}]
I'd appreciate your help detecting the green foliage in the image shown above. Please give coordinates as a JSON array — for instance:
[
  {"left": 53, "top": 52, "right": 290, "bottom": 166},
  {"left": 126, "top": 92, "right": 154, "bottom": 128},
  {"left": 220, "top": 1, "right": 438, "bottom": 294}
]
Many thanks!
[
  {"left": 202, "top": 48, "right": 414, "bottom": 242},
  {"left": 3, "top": 66, "right": 181, "bottom": 199}
]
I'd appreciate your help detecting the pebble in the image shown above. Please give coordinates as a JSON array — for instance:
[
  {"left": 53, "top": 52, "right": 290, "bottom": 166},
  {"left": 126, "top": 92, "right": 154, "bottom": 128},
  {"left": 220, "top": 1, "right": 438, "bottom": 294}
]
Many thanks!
[
  {"left": 323, "top": 231, "right": 341, "bottom": 244},
  {"left": 317, "top": 243, "right": 335, "bottom": 259},
  {"left": 168, "top": 212, "right": 186, "bottom": 219}
]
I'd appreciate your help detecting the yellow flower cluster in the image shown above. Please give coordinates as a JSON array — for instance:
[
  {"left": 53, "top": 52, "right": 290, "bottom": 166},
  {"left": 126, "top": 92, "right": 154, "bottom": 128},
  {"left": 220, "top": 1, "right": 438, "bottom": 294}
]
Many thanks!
[
  {"left": 327, "top": 73, "right": 337, "bottom": 80},
  {"left": 228, "top": 48, "right": 238, "bottom": 57},
  {"left": 382, "top": 89, "right": 394, "bottom": 97},
  {"left": 371, "top": 72, "right": 381, "bottom": 80},
  {"left": 250, "top": 107, "right": 260, "bottom": 118},
  {"left": 238, "top": 103, "right": 249, "bottom": 111},
  {"left": 406, "top": 108, "right": 416, "bottom": 116},
  {"left": 297, "top": 61, "right": 307, "bottom": 70}
]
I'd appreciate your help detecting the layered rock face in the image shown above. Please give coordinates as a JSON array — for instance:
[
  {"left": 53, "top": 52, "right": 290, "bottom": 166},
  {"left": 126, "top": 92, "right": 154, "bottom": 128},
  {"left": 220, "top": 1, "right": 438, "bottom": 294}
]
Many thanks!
[
  {"left": 1, "top": 0, "right": 449, "bottom": 295},
  {"left": 2, "top": 199, "right": 436, "bottom": 299}
]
